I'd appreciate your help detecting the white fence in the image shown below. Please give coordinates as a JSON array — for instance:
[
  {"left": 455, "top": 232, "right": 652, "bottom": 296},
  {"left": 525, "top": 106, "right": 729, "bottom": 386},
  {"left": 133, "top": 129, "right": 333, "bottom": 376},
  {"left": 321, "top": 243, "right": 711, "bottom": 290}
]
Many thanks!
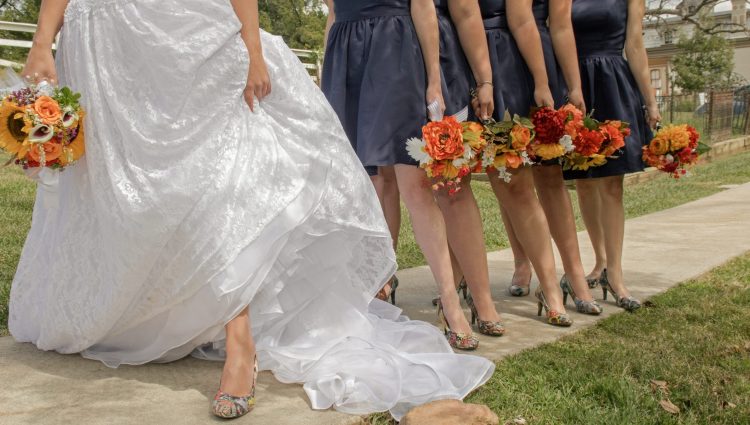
[{"left": 0, "top": 20, "right": 322, "bottom": 82}]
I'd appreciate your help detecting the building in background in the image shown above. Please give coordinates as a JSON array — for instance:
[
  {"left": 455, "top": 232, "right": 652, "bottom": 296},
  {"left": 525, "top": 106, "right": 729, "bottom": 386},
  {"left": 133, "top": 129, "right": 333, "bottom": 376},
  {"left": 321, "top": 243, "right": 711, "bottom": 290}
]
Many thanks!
[{"left": 644, "top": 0, "right": 749, "bottom": 96}]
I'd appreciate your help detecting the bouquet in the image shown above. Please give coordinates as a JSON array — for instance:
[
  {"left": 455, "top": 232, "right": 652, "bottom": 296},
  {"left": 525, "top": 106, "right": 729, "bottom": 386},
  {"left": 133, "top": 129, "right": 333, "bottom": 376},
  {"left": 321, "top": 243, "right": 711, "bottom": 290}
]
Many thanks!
[
  {"left": 528, "top": 106, "right": 576, "bottom": 163},
  {"left": 406, "top": 116, "right": 487, "bottom": 195},
  {"left": 0, "top": 81, "right": 85, "bottom": 171},
  {"left": 642, "top": 124, "right": 709, "bottom": 178},
  {"left": 481, "top": 112, "right": 534, "bottom": 182},
  {"left": 562, "top": 105, "right": 631, "bottom": 172}
]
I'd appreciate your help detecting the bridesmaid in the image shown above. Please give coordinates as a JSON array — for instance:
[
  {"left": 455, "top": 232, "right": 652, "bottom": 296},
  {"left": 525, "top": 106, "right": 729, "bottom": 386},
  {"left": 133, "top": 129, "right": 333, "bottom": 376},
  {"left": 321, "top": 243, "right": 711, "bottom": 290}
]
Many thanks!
[
  {"left": 495, "top": 0, "right": 602, "bottom": 315},
  {"left": 323, "top": 0, "right": 481, "bottom": 349},
  {"left": 478, "top": 0, "right": 572, "bottom": 326},
  {"left": 564, "top": 0, "right": 660, "bottom": 311},
  {"left": 433, "top": 0, "right": 504, "bottom": 336}
]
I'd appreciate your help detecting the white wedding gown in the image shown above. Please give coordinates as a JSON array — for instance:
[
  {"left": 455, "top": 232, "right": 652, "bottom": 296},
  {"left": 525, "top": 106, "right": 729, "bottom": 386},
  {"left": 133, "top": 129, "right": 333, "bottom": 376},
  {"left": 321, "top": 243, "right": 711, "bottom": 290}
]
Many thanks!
[{"left": 8, "top": 0, "right": 494, "bottom": 420}]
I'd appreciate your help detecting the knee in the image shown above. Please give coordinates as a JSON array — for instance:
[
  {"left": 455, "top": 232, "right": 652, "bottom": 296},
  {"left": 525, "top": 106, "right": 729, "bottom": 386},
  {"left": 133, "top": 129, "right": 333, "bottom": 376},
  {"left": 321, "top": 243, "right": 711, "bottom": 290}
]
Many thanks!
[{"left": 600, "top": 179, "right": 623, "bottom": 200}]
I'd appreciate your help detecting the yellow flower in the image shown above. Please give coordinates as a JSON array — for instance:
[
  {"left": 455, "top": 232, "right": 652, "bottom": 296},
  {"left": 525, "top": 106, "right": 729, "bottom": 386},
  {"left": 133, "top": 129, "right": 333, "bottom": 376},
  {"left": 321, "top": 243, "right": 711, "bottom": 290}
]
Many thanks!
[
  {"left": 0, "top": 100, "right": 30, "bottom": 159},
  {"left": 655, "top": 125, "right": 691, "bottom": 151},
  {"left": 58, "top": 112, "right": 86, "bottom": 166},
  {"left": 533, "top": 142, "right": 565, "bottom": 161}
]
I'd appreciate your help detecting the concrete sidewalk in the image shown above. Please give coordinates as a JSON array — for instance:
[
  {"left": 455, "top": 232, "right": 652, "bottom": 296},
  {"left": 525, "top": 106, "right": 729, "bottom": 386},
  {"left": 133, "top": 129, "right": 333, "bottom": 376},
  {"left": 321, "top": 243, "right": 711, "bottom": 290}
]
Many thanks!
[{"left": 2, "top": 182, "right": 750, "bottom": 425}]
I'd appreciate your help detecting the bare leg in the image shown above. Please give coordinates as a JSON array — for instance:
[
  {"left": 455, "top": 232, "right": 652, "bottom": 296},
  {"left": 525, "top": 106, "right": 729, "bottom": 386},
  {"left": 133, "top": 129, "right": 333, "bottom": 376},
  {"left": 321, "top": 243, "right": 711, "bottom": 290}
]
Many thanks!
[
  {"left": 395, "top": 165, "right": 472, "bottom": 335},
  {"left": 598, "top": 175, "right": 630, "bottom": 297},
  {"left": 533, "top": 166, "right": 594, "bottom": 302},
  {"left": 576, "top": 178, "right": 607, "bottom": 279},
  {"left": 487, "top": 167, "right": 566, "bottom": 313},
  {"left": 221, "top": 307, "right": 257, "bottom": 396},
  {"left": 437, "top": 175, "right": 501, "bottom": 322},
  {"left": 380, "top": 166, "right": 402, "bottom": 252},
  {"left": 500, "top": 204, "right": 533, "bottom": 289}
]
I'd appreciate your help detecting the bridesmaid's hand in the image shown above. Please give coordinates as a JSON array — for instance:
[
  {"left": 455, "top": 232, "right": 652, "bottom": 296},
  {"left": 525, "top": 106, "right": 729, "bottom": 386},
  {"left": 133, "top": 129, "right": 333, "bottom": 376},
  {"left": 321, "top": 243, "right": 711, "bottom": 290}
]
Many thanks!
[
  {"left": 534, "top": 86, "right": 554, "bottom": 108},
  {"left": 426, "top": 83, "right": 446, "bottom": 121},
  {"left": 567, "top": 88, "right": 586, "bottom": 114},
  {"left": 646, "top": 104, "right": 661, "bottom": 129},
  {"left": 473, "top": 84, "right": 494, "bottom": 121},
  {"left": 245, "top": 54, "right": 271, "bottom": 112},
  {"left": 22, "top": 44, "right": 57, "bottom": 85}
]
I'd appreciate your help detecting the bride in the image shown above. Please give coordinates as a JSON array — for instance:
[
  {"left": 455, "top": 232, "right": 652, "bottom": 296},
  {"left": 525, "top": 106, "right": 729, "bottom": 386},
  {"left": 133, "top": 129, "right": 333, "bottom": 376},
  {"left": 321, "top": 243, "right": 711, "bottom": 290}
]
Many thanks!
[{"left": 9, "top": 0, "right": 494, "bottom": 420}]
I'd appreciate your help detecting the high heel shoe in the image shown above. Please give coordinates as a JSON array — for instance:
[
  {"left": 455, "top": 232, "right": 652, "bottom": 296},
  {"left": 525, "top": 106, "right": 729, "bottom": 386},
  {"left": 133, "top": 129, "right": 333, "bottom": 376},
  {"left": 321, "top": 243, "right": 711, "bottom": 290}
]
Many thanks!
[
  {"left": 212, "top": 356, "right": 258, "bottom": 419},
  {"left": 599, "top": 271, "right": 641, "bottom": 312},
  {"left": 376, "top": 276, "right": 399, "bottom": 305},
  {"left": 535, "top": 287, "right": 573, "bottom": 327},
  {"left": 467, "top": 293, "right": 505, "bottom": 336},
  {"left": 560, "top": 275, "right": 603, "bottom": 315},
  {"left": 508, "top": 272, "right": 531, "bottom": 297},
  {"left": 437, "top": 300, "right": 479, "bottom": 350},
  {"left": 432, "top": 277, "right": 469, "bottom": 306},
  {"left": 586, "top": 268, "right": 606, "bottom": 289}
]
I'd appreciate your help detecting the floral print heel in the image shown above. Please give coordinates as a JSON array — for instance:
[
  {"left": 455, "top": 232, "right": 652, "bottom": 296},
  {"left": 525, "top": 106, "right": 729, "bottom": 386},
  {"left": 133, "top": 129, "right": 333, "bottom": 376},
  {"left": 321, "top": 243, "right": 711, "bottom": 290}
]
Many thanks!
[
  {"left": 437, "top": 300, "right": 479, "bottom": 351},
  {"left": 212, "top": 357, "right": 258, "bottom": 419},
  {"left": 535, "top": 288, "right": 573, "bottom": 327},
  {"left": 467, "top": 293, "right": 505, "bottom": 336},
  {"left": 560, "top": 275, "right": 603, "bottom": 315}
]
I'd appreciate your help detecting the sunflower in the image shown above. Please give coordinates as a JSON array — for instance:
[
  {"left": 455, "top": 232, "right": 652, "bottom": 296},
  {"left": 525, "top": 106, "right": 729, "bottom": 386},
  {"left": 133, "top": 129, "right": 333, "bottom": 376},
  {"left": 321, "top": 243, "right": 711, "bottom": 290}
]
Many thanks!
[
  {"left": 0, "top": 100, "right": 30, "bottom": 159},
  {"left": 59, "top": 111, "right": 86, "bottom": 166}
]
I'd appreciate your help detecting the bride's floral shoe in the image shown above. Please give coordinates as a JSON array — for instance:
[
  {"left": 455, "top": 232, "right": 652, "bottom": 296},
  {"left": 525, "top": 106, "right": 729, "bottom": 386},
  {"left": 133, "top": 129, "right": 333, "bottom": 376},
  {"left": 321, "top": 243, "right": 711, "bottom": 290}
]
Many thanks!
[{"left": 212, "top": 357, "right": 258, "bottom": 419}]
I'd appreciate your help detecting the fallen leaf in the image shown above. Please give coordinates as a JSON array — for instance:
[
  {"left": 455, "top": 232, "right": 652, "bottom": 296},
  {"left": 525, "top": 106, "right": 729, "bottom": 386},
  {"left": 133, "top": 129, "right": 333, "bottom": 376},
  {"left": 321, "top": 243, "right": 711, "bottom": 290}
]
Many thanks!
[
  {"left": 650, "top": 380, "right": 670, "bottom": 395},
  {"left": 659, "top": 399, "right": 680, "bottom": 415},
  {"left": 504, "top": 417, "right": 527, "bottom": 425},
  {"left": 721, "top": 401, "right": 737, "bottom": 409}
]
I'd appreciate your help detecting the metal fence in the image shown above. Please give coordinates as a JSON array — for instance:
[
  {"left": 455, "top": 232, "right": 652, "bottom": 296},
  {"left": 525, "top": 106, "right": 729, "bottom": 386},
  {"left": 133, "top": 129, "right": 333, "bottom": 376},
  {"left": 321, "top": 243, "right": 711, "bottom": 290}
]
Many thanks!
[
  {"left": 656, "top": 90, "right": 750, "bottom": 143},
  {"left": 0, "top": 20, "right": 323, "bottom": 82}
]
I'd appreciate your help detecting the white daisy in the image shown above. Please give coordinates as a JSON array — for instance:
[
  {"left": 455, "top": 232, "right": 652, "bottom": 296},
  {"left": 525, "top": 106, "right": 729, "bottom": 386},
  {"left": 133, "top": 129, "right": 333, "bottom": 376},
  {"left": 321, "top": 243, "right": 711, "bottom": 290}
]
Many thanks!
[{"left": 406, "top": 137, "right": 430, "bottom": 165}]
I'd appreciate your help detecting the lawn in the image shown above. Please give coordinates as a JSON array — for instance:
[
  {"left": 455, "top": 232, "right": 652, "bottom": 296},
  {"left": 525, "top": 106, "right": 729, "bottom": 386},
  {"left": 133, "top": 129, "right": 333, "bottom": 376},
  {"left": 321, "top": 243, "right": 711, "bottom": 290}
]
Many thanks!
[
  {"left": 367, "top": 253, "right": 750, "bottom": 425},
  {"left": 2, "top": 150, "right": 750, "bottom": 335}
]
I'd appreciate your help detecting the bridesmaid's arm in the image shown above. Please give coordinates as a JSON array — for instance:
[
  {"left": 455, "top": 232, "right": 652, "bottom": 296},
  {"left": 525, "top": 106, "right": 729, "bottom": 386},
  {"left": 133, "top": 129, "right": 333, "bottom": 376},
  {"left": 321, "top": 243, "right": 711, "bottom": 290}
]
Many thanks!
[
  {"left": 448, "top": 0, "right": 494, "bottom": 120},
  {"left": 22, "top": 0, "right": 69, "bottom": 83},
  {"left": 411, "top": 0, "right": 446, "bottom": 116},
  {"left": 624, "top": 0, "right": 661, "bottom": 127},
  {"left": 507, "top": 0, "right": 553, "bottom": 108},
  {"left": 549, "top": 0, "right": 585, "bottom": 113},
  {"left": 231, "top": 0, "right": 271, "bottom": 112},
  {"left": 324, "top": 0, "right": 335, "bottom": 47}
]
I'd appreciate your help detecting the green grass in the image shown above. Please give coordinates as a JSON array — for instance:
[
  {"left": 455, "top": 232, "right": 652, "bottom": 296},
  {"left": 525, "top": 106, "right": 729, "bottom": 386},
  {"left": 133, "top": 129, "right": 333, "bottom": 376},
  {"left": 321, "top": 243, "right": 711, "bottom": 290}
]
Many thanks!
[
  {"left": 367, "top": 253, "right": 750, "bottom": 424},
  {"left": 2, "top": 151, "right": 750, "bottom": 335},
  {"left": 396, "top": 150, "right": 750, "bottom": 269}
]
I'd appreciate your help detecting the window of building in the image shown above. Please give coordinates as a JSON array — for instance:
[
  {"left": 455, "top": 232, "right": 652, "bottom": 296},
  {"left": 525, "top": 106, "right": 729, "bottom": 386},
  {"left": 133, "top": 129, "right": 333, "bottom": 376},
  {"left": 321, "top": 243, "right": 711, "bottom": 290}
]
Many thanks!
[{"left": 651, "top": 69, "right": 662, "bottom": 89}]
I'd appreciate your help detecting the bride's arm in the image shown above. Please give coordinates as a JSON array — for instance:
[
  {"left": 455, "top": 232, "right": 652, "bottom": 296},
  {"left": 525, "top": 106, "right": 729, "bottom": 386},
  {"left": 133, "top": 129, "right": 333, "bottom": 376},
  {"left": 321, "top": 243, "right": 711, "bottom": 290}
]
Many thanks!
[
  {"left": 230, "top": 0, "right": 271, "bottom": 111},
  {"left": 23, "top": 0, "right": 69, "bottom": 84}
]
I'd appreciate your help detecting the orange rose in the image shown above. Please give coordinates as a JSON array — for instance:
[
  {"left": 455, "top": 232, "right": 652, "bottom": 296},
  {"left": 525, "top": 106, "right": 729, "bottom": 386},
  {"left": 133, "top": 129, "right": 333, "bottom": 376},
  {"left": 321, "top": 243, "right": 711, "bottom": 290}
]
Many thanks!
[
  {"left": 648, "top": 137, "right": 670, "bottom": 156},
  {"left": 27, "top": 140, "right": 63, "bottom": 164},
  {"left": 423, "top": 117, "right": 465, "bottom": 161},
  {"left": 510, "top": 125, "right": 532, "bottom": 151},
  {"left": 504, "top": 153, "right": 523, "bottom": 169},
  {"left": 33, "top": 96, "right": 62, "bottom": 125}
]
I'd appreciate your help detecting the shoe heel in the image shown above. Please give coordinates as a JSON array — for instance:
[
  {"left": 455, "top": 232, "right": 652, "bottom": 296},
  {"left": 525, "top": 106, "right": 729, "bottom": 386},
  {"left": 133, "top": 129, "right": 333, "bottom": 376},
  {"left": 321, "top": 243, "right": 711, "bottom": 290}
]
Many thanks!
[
  {"left": 537, "top": 302, "right": 543, "bottom": 317},
  {"left": 602, "top": 287, "right": 608, "bottom": 301},
  {"left": 563, "top": 291, "right": 568, "bottom": 305}
]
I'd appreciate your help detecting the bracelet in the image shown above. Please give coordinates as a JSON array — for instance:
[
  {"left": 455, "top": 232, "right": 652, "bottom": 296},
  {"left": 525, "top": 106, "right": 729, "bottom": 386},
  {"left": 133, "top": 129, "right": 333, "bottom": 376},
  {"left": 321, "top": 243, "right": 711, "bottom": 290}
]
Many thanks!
[{"left": 476, "top": 81, "right": 493, "bottom": 89}]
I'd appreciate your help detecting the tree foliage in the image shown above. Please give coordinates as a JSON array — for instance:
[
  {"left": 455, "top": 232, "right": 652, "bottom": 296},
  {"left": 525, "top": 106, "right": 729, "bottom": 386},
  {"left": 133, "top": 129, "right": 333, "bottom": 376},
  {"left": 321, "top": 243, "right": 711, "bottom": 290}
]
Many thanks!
[
  {"left": 672, "top": 29, "right": 735, "bottom": 91},
  {"left": 647, "top": 0, "right": 750, "bottom": 34}
]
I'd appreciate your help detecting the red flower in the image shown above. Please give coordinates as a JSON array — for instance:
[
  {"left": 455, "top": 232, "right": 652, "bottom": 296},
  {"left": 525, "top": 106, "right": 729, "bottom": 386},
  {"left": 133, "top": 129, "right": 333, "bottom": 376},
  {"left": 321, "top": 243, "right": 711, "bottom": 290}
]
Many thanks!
[
  {"left": 677, "top": 147, "right": 696, "bottom": 164},
  {"left": 575, "top": 128, "right": 605, "bottom": 157},
  {"left": 532, "top": 107, "right": 565, "bottom": 145},
  {"left": 687, "top": 125, "right": 700, "bottom": 148}
]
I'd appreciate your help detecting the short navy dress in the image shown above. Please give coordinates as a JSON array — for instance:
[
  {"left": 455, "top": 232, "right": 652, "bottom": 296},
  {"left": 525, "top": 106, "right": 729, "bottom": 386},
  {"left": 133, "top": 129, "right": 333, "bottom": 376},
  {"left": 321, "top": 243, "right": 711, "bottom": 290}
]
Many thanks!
[
  {"left": 322, "top": 0, "right": 426, "bottom": 175},
  {"left": 479, "top": 0, "right": 566, "bottom": 119},
  {"left": 563, "top": 0, "right": 653, "bottom": 179},
  {"left": 436, "top": 0, "right": 474, "bottom": 116}
]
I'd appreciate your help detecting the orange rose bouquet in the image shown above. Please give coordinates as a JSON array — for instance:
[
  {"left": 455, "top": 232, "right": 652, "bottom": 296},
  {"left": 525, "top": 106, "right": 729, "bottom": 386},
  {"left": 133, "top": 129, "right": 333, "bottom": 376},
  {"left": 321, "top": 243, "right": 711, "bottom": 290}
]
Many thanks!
[
  {"left": 0, "top": 82, "right": 85, "bottom": 172},
  {"left": 480, "top": 112, "right": 534, "bottom": 182},
  {"left": 642, "top": 124, "right": 709, "bottom": 178},
  {"left": 563, "top": 108, "right": 631, "bottom": 172},
  {"left": 406, "top": 116, "right": 486, "bottom": 195}
]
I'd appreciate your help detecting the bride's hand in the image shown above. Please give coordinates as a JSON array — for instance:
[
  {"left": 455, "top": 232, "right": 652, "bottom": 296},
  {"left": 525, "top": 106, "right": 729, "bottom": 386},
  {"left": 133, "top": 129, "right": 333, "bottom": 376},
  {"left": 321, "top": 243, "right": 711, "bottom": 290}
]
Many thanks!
[
  {"left": 22, "top": 44, "right": 57, "bottom": 85},
  {"left": 245, "top": 54, "right": 271, "bottom": 112}
]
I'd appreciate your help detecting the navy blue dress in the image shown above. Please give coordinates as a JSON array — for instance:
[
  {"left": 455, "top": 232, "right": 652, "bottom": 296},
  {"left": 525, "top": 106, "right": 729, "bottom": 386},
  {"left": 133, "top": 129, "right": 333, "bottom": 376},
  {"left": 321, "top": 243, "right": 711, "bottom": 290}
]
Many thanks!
[
  {"left": 479, "top": 0, "right": 566, "bottom": 119},
  {"left": 322, "top": 0, "right": 425, "bottom": 175},
  {"left": 563, "top": 0, "right": 653, "bottom": 179},
  {"left": 435, "top": 0, "right": 475, "bottom": 116}
]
